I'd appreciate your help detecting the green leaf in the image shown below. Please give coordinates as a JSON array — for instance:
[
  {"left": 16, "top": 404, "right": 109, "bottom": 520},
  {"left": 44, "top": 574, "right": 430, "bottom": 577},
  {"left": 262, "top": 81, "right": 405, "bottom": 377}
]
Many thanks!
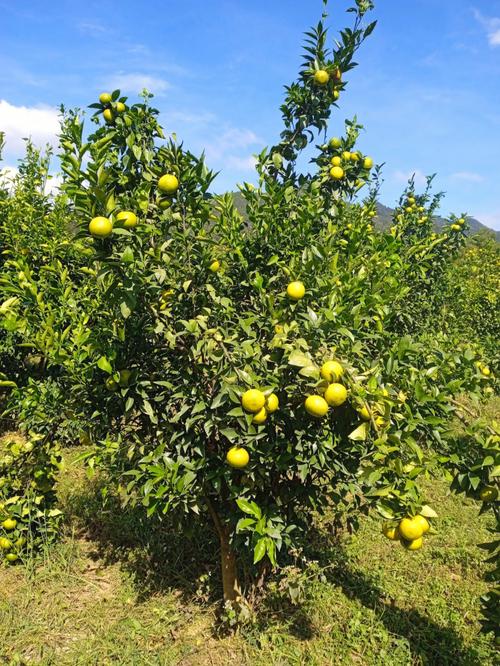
[
  {"left": 289, "top": 350, "right": 313, "bottom": 367},
  {"left": 97, "top": 356, "right": 113, "bottom": 374},
  {"left": 349, "top": 422, "right": 369, "bottom": 441},
  {"left": 420, "top": 505, "right": 438, "bottom": 518},
  {"left": 220, "top": 428, "right": 238, "bottom": 442},
  {"left": 236, "top": 498, "right": 261, "bottom": 519},
  {"left": 236, "top": 517, "right": 256, "bottom": 532},
  {"left": 253, "top": 537, "right": 267, "bottom": 564},
  {"left": 120, "top": 301, "right": 131, "bottom": 319},
  {"left": 121, "top": 247, "right": 134, "bottom": 263},
  {"left": 142, "top": 400, "right": 157, "bottom": 424}
]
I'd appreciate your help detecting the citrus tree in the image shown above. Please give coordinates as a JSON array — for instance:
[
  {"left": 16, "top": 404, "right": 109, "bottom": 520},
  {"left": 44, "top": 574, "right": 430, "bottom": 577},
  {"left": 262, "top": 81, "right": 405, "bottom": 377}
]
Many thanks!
[
  {"left": 441, "top": 232, "right": 500, "bottom": 366},
  {"left": 1, "top": 1, "right": 497, "bottom": 633}
]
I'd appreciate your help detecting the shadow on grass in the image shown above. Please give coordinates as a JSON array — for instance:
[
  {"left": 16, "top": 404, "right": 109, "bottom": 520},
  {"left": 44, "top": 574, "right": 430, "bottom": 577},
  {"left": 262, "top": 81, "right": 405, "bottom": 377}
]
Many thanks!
[
  {"left": 63, "top": 479, "right": 485, "bottom": 662},
  {"left": 63, "top": 476, "right": 220, "bottom": 604},
  {"left": 303, "top": 530, "right": 485, "bottom": 666}
]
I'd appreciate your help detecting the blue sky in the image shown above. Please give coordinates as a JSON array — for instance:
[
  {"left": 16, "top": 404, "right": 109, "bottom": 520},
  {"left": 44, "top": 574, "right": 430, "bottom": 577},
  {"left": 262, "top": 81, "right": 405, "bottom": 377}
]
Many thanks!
[{"left": 1, "top": 0, "right": 499, "bottom": 228}]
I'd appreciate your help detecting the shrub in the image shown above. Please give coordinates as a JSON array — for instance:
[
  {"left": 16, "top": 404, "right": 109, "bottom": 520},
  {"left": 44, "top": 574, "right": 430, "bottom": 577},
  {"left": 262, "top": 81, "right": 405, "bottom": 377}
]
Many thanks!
[{"left": 0, "top": 433, "right": 62, "bottom": 563}]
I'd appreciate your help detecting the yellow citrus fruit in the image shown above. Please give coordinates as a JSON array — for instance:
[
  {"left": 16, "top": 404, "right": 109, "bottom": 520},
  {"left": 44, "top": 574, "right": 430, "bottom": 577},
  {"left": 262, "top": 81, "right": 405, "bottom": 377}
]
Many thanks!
[
  {"left": 357, "top": 405, "right": 371, "bottom": 420},
  {"left": 105, "top": 377, "right": 118, "bottom": 391},
  {"left": 350, "top": 152, "right": 360, "bottom": 162},
  {"left": 252, "top": 407, "right": 268, "bottom": 425},
  {"left": 209, "top": 260, "right": 220, "bottom": 272},
  {"left": 481, "top": 366, "right": 491, "bottom": 377},
  {"left": 320, "top": 360, "right": 344, "bottom": 382},
  {"left": 158, "top": 174, "right": 179, "bottom": 194},
  {"left": 458, "top": 217, "right": 465, "bottom": 224},
  {"left": 116, "top": 101, "right": 126, "bottom": 113},
  {"left": 324, "top": 383, "right": 348, "bottom": 407},
  {"left": 305, "top": 395, "right": 329, "bottom": 418},
  {"left": 479, "top": 486, "right": 498, "bottom": 502},
  {"left": 89, "top": 216, "right": 113, "bottom": 238},
  {"left": 0, "top": 537, "right": 12, "bottom": 550},
  {"left": 314, "top": 70, "right": 330, "bottom": 85},
  {"left": 158, "top": 198, "right": 171, "bottom": 210},
  {"left": 333, "top": 89, "right": 340, "bottom": 100},
  {"left": 116, "top": 211, "right": 138, "bottom": 229},
  {"left": 103, "top": 108, "right": 114, "bottom": 123},
  {"left": 331, "top": 156, "right": 342, "bottom": 166},
  {"left": 99, "top": 92, "right": 112, "bottom": 104},
  {"left": 330, "top": 137, "right": 342, "bottom": 149},
  {"left": 118, "top": 369, "right": 132, "bottom": 388},
  {"left": 241, "top": 389, "right": 266, "bottom": 413},
  {"left": 413, "top": 515, "right": 430, "bottom": 534},
  {"left": 330, "top": 166, "right": 344, "bottom": 180},
  {"left": 407, "top": 196, "right": 415, "bottom": 204},
  {"left": 266, "top": 393, "right": 279, "bottom": 413},
  {"left": 382, "top": 524, "right": 399, "bottom": 541},
  {"left": 363, "top": 156, "right": 373, "bottom": 169},
  {"left": 450, "top": 224, "right": 460, "bottom": 231},
  {"left": 398, "top": 516, "right": 424, "bottom": 541},
  {"left": 2, "top": 518, "right": 17, "bottom": 531},
  {"left": 401, "top": 537, "right": 423, "bottom": 551},
  {"left": 226, "top": 447, "right": 249, "bottom": 469},
  {"left": 5, "top": 552, "right": 18, "bottom": 562},
  {"left": 287, "top": 281, "right": 305, "bottom": 300}
]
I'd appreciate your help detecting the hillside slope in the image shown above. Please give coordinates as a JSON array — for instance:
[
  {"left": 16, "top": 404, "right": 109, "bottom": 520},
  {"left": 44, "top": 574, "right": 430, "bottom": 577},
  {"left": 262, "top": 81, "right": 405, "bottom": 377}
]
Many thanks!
[{"left": 229, "top": 192, "right": 499, "bottom": 240}]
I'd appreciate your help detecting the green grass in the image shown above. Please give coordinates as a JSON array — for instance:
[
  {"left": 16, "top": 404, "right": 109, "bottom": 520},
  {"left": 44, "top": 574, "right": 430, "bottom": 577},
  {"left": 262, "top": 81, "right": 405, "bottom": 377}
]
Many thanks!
[{"left": 1, "top": 445, "right": 498, "bottom": 665}]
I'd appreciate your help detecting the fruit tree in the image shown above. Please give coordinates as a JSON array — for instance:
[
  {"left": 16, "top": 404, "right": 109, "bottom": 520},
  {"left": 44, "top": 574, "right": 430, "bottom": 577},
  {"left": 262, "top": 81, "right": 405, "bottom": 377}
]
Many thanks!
[{"left": 1, "top": 0, "right": 497, "bottom": 631}]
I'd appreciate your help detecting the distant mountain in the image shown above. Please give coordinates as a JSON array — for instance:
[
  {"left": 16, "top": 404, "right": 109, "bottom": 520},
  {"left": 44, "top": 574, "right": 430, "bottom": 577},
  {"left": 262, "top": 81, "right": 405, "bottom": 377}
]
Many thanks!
[
  {"left": 229, "top": 192, "right": 499, "bottom": 241},
  {"left": 374, "top": 202, "right": 500, "bottom": 241}
]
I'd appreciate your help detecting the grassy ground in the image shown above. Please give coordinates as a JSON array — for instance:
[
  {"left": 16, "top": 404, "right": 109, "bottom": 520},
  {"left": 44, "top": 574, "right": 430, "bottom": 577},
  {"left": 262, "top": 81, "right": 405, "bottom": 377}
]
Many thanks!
[{"left": 1, "top": 432, "right": 498, "bottom": 664}]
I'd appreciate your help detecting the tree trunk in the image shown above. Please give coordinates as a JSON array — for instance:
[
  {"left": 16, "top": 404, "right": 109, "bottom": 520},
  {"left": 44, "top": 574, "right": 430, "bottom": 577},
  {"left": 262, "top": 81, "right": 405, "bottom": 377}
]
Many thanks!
[{"left": 205, "top": 497, "right": 241, "bottom": 602}]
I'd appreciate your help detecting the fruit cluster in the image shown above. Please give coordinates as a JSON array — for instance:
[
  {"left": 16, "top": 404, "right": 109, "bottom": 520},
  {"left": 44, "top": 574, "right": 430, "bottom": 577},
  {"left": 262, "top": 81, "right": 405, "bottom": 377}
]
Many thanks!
[
  {"left": 98, "top": 91, "right": 127, "bottom": 125},
  {"left": 0, "top": 434, "right": 62, "bottom": 564},
  {"left": 311, "top": 66, "right": 343, "bottom": 101},
  {"left": 318, "top": 136, "right": 373, "bottom": 189},
  {"left": 88, "top": 171, "right": 179, "bottom": 239},
  {"left": 382, "top": 513, "right": 431, "bottom": 551},
  {"left": 305, "top": 360, "right": 347, "bottom": 417}
]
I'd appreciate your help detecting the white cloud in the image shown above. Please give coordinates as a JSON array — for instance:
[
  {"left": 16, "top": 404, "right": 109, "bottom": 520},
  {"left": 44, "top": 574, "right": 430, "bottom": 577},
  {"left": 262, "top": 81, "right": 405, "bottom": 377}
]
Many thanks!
[
  {"left": 104, "top": 73, "right": 170, "bottom": 95},
  {"left": 163, "top": 110, "right": 217, "bottom": 126},
  {"left": 0, "top": 100, "right": 59, "bottom": 153},
  {"left": 393, "top": 169, "right": 427, "bottom": 188},
  {"left": 450, "top": 171, "right": 484, "bottom": 183},
  {"left": 204, "top": 128, "right": 263, "bottom": 162},
  {"left": 225, "top": 155, "right": 257, "bottom": 171},
  {"left": 203, "top": 128, "right": 263, "bottom": 177},
  {"left": 78, "top": 21, "right": 111, "bottom": 37},
  {"left": 473, "top": 9, "right": 500, "bottom": 47}
]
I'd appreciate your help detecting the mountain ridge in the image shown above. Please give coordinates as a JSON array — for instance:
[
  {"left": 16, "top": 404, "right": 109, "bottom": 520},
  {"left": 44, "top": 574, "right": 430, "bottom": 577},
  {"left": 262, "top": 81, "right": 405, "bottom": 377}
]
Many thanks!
[{"left": 229, "top": 192, "right": 499, "bottom": 240}]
